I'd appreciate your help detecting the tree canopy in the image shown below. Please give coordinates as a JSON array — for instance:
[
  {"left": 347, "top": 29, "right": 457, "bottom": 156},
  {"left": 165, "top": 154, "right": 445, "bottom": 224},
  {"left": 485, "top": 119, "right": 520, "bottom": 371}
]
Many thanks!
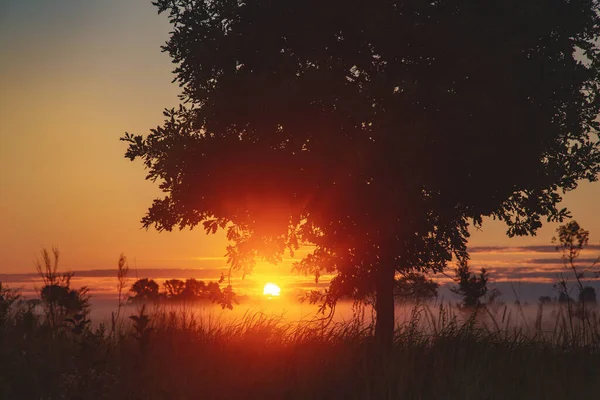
[
  {"left": 123, "top": 0, "right": 600, "bottom": 344},
  {"left": 129, "top": 277, "right": 237, "bottom": 308},
  {"left": 451, "top": 260, "right": 495, "bottom": 308}
]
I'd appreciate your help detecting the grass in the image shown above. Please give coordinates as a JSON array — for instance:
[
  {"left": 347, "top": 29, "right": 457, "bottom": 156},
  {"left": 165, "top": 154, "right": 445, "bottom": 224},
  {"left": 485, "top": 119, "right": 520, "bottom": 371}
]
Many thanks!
[{"left": 1, "top": 292, "right": 600, "bottom": 400}]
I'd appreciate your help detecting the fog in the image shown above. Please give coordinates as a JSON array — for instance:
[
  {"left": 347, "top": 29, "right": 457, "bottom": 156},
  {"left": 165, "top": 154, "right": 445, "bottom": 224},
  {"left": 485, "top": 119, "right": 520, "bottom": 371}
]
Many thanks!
[{"left": 86, "top": 293, "right": 598, "bottom": 340}]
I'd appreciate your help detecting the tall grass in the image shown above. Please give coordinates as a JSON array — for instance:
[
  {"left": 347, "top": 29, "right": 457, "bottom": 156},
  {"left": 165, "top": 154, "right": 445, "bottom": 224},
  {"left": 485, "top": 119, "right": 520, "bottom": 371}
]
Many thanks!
[{"left": 1, "top": 292, "right": 599, "bottom": 399}]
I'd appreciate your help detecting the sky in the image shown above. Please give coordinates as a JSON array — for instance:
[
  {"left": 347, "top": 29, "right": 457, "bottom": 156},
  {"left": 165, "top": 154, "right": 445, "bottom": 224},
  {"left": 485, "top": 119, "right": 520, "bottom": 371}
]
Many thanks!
[{"left": 0, "top": 0, "right": 599, "bottom": 299}]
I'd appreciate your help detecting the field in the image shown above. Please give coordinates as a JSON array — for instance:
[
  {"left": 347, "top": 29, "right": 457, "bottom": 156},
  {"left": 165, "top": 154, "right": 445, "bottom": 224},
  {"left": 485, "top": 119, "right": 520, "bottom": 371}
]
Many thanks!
[{"left": 1, "top": 287, "right": 599, "bottom": 400}]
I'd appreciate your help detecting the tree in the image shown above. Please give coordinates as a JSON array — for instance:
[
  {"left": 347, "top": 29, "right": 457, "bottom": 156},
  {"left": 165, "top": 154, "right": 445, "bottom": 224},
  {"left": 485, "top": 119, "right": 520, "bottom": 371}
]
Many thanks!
[
  {"left": 130, "top": 279, "right": 160, "bottom": 303},
  {"left": 394, "top": 272, "right": 439, "bottom": 301},
  {"left": 164, "top": 279, "right": 186, "bottom": 298},
  {"left": 558, "top": 292, "right": 573, "bottom": 304},
  {"left": 451, "top": 260, "right": 492, "bottom": 308},
  {"left": 129, "top": 277, "right": 237, "bottom": 308},
  {"left": 181, "top": 278, "right": 206, "bottom": 300},
  {"left": 122, "top": 0, "right": 600, "bottom": 346},
  {"left": 579, "top": 286, "right": 597, "bottom": 304}
]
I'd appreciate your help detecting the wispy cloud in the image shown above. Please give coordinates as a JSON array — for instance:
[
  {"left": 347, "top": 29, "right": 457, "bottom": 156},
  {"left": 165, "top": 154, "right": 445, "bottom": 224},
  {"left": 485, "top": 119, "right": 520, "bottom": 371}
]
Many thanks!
[
  {"left": 469, "top": 245, "right": 600, "bottom": 254},
  {"left": 526, "top": 258, "right": 599, "bottom": 265},
  {"left": 0, "top": 268, "right": 230, "bottom": 283}
]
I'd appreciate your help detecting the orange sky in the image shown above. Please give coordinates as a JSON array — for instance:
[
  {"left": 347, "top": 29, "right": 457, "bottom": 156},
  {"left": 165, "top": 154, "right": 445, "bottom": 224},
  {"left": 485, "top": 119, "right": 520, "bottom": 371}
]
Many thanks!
[{"left": 0, "top": 0, "right": 599, "bottom": 282}]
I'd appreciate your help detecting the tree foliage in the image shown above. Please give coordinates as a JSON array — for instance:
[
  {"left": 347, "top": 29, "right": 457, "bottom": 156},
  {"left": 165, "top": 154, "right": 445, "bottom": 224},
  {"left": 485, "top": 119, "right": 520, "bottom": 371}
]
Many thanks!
[
  {"left": 451, "top": 260, "right": 493, "bottom": 308},
  {"left": 130, "top": 278, "right": 160, "bottom": 302},
  {"left": 123, "top": 0, "right": 600, "bottom": 341},
  {"left": 129, "top": 278, "right": 237, "bottom": 309},
  {"left": 394, "top": 272, "right": 439, "bottom": 301},
  {"left": 579, "top": 286, "right": 597, "bottom": 304}
]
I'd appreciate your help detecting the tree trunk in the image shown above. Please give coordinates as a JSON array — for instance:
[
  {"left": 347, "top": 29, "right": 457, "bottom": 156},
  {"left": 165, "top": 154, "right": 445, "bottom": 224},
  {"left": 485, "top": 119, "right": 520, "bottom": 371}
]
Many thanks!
[{"left": 375, "top": 262, "right": 395, "bottom": 349}]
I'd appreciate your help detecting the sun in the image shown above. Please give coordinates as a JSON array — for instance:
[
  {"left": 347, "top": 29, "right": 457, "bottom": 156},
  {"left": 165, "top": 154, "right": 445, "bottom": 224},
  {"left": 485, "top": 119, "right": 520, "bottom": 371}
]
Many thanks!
[{"left": 263, "top": 282, "right": 281, "bottom": 297}]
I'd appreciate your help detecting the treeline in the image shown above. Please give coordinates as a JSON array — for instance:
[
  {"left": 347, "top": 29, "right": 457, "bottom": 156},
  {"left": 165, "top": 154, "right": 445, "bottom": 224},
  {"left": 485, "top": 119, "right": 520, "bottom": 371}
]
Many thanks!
[{"left": 128, "top": 277, "right": 237, "bottom": 308}]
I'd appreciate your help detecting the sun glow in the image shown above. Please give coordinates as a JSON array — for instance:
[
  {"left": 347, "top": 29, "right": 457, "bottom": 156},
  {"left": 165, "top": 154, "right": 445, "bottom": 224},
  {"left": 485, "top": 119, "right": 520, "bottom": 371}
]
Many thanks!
[{"left": 263, "top": 282, "right": 281, "bottom": 297}]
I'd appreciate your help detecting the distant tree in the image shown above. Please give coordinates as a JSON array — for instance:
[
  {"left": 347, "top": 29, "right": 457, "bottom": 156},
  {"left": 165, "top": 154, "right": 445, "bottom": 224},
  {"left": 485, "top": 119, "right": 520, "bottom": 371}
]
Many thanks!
[
  {"left": 130, "top": 279, "right": 160, "bottom": 302},
  {"left": 181, "top": 278, "right": 206, "bottom": 300},
  {"left": 123, "top": 0, "right": 600, "bottom": 346},
  {"left": 558, "top": 292, "right": 573, "bottom": 304},
  {"left": 451, "top": 260, "right": 492, "bottom": 308},
  {"left": 538, "top": 296, "right": 553, "bottom": 305},
  {"left": 579, "top": 286, "right": 597, "bottom": 304},
  {"left": 130, "top": 277, "right": 236, "bottom": 308},
  {"left": 0, "top": 282, "right": 20, "bottom": 330},
  {"left": 164, "top": 279, "right": 186, "bottom": 298},
  {"left": 182, "top": 279, "right": 238, "bottom": 308},
  {"left": 394, "top": 272, "right": 439, "bottom": 301},
  {"left": 553, "top": 221, "right": 600, "bottom": 307}
]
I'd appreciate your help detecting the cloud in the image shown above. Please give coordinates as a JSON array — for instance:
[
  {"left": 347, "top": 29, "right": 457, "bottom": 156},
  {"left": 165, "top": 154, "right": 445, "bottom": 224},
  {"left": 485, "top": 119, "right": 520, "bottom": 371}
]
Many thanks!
[
  {"left": 526, "top": 257, "right": 599, "bottom": 265},
  {"left": 0, "top": 268, "right": 230, "bottom": 283},
  {"left": 469, "top": 244, "right": 600, "bottom": 254}
]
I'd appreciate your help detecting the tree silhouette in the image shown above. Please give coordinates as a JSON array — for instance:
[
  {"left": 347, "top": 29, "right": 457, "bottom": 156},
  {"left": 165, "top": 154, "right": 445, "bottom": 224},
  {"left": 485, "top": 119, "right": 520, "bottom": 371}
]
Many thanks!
[
  {"left": 579, "top": 286, "right": 597, "bottom": 304},
  {"left": 394, "top": 272, "right": 439, "bottom": 301},
  {"left": 558, "top": 292, "right": 573, "bottom": 304},
  {"left": 163, "top": 279, "right": 186, "bottom": 298},
  {"left": 129, "top": 277, "right": 237, "bottom": 308},
  {"left": 130, "top": 279, "right": 160, "bottom": 303},
  {"left": 181, "top": 278, "right": 206, "bottom": 300},
  {"left": 123, "top": 0, "right": 600, "bottom": 346},
  {"left": 451, "top": 260, "right": 491, "bottom": 308}
]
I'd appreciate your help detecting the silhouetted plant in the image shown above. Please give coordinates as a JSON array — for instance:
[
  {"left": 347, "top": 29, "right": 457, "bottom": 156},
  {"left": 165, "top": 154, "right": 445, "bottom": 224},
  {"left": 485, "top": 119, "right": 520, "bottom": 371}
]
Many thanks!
[
  {"left": 552, "top": 221, "right": 599, "bottom": 313},
  {"left": 181, "top": 278, "right": 206, "bottom": 300},
  {"left": 130, "top": 305, "right": 152, "bottom": 358},
  {"left": 451, "top": 260, "right": 495, "bottom": 308},
  {"left": 2, "top": 284, "right": 600, "bottom": 398},
  {"left": 163, "top": 279, "right": 185, "bottom": 298},
  {"left": 40, "top": 284, "right": 90, "bottom": 324},
  {"left": 579, "top": 286, "right": 597, "bottom": 305},
  {"left": 558, "top": 292, "right": 574, "bottom": 304},
  {"left": 112, "top": 253, "right": 130, "bottom": 337},
  {"left": 35, "top": 248, "right": 90, "bottom": 328},
  {"left": 65, "top": 312, "right": 91, "bottom": 336},
  {"left": 36, "top": 247, "right": 67, "bottom": 326},
  {"left": 129, "top": 278, "right": 160, "bottom": 303},
  {"left": 394, "top": 272, "right": 439, "bottom": 302},
  {"left": 0, "top": 282, "right": 20, "bottom": 334},
  {"left": 129, "top": 277, "right": 236, "bottom": 309},
  {"left": 215, "top": 283, "right": 238, "bottom": 310},
  {"left": 553, "top": 222, "right": 591, "bottom": 295}
]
